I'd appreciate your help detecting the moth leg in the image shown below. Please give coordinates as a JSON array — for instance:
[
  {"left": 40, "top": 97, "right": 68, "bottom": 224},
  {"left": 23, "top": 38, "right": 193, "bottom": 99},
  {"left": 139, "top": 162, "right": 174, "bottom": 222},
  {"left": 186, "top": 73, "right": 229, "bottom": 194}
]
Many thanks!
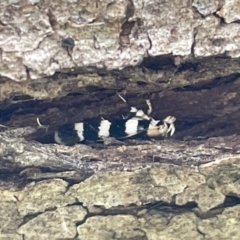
[
  {"left": 117, "top": 145, "right": 127, "bottom": 152},
  {"left": 146, "top": 99, "right": 152, "bottom": 115},
  {"left": 163, "top": 116, "right": 176, "bottom": 136},
  {"left": 102, "top": 136, "right": 124, "bottom": 146},
  {"left": 130, "top": 107, "right": 151, "bottom": 121},
  {"left": 116, "top": 92, "right": 151, "bottom": 121}
]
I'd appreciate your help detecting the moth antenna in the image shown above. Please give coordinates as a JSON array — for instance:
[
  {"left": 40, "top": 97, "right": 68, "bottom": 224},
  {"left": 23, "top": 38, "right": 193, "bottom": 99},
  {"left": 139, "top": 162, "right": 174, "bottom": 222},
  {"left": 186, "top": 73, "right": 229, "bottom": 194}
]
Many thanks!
[
  {"left": 116, "top": 91, "right": 127, "bottom": 103},
  {"left": 36, "top": 118, "right": 44, "bottom": 127},
  {"left": 168, "top": 124, "right": 176, "bottom": 136},
  {"left": 36, "top": 118, "right": 48, "bottom": 132}
]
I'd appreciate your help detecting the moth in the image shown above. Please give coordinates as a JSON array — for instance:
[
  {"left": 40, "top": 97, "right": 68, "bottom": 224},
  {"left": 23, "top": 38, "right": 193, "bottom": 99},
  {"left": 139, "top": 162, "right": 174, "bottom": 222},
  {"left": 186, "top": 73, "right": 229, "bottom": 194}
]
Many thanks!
[{"left": 54, "top": 94, "right": 176, "bottom": 146}]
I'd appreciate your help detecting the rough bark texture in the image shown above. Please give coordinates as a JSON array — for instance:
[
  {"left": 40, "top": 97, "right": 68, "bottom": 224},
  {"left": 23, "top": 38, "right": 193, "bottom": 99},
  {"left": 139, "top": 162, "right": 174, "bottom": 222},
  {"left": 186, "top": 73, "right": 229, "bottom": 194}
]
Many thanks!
[{"left": 1, "top": 0, "right": 240, "bottom": 239}]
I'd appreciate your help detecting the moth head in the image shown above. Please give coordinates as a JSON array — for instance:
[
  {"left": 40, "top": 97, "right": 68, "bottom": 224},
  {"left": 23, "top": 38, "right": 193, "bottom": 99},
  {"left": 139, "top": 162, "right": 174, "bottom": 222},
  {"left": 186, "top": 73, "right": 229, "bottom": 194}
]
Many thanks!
[
  {"left": 147, "top": 122, "right": 168, "bottom": 137},
  {"left": 158, "top": 122, "right": 169, "bottom": 136}
]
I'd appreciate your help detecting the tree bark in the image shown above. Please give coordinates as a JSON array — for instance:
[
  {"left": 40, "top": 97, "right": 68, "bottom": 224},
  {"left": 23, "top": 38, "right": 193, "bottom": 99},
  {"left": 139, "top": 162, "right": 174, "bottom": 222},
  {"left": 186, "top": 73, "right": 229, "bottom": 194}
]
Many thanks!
[{"left": 1, "top": 0, "right": 240, "bottom": 239}]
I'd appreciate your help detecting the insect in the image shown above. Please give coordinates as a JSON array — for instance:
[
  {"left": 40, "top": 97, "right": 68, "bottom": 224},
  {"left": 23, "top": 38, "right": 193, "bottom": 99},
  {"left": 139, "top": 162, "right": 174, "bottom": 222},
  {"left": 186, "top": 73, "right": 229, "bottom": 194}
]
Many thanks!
[{"left": 54, "top": 93, "right": 176, "bottom": 146}]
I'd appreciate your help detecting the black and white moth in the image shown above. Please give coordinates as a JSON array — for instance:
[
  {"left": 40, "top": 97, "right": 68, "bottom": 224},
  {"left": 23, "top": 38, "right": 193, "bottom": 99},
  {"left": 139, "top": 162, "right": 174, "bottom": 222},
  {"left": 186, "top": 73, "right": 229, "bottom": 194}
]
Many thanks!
[{"left": 54, "top": 96, "right": 176, "bottom": 146}]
